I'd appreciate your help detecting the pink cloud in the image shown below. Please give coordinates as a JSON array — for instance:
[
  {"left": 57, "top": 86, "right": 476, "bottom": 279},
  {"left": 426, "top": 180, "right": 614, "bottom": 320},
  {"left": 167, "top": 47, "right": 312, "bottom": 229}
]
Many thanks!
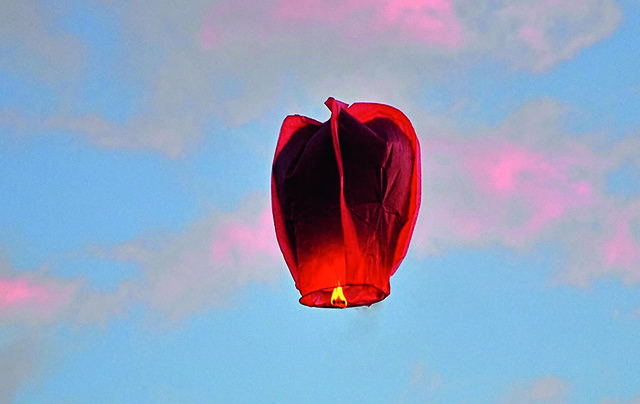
[
  {"left": 518, "top": 26, "right": 547, "bottom": 51},
  {"left": 201, "top": 0, "right": 463, "bottom": 50},
  {"left": 379, "top": 0, "right": 462, "bottom": 46},
  {"left": 465, "top": 143, "right": 594, "bottom": 234},
  {"left": 95, "top": 198, "right": 283, "bottom": 320},
  {"left": 605, "top": 222, "right": 640, "bottom": 267},
  {"left": 0, "top": 278, "right": 50, "bottom": 306},
  {"left": 277, "top": 0, "right": 463, "bottom": 46},
  {"left": 413, "top": 99, "right": 640, "bottom": 288},
  {"left": 0, "top": 272, "right": 76, "bottom": 325},
  {"left": 0, "top": 203, "right": 280, "bottom": 325},
  {"left": 211, "top": 208, "right": 280, "bottom": 266},
  {"left": 276, "top": 0, "right": 364, "bottom": 23},
  {"left": 200, "top": 25, "right": 217, "bottom": 50},
  {"left": 199, "top": 2, "right": 236, "bottom": 50}
]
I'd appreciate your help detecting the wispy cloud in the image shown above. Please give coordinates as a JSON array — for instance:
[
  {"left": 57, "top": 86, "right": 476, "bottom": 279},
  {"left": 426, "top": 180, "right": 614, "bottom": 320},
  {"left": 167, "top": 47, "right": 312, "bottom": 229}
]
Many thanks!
[
  {"left": 413, "top": 98, "right": 640, "bottom": 287},
  {"left": 202, "top": 0, "right": 620, "bottom": 67},
  {"left": 0, "top": 0, "right": 84, "bottom": 81},
  {"left": 394, "top": 360, "right": 444, "bottom": 402},
  {"left": 502, "top": 376, "right": 569, "bottom": 404},
  {"left": 84, "top": 195, "right": 281, "bottom": 323},
  {"left": 605, "top": 221, "right": 640, "bottom": 268},
  {"left": 1, "top": 0, "right": 622, "bottom": 156},
  {"left": 4, "top": 96, "right": 639, "bottom": 327},
  {"left": 0, "top": 259, "right": 78, "bottom": 327},
  {"left": 0, "top": 194, "right": 279, "bottom": 327},
  {"left": 602, "top": 393, "right": 640, "bottom": 404},
  {"left": 0, "top": 335, "right": 47, "bottom": 403},
  {"left": 489, "top": 0, "right": 622, "bottom": 71},
  {"left": 261, "top": 0, "right": 463, "bottom": 48}
]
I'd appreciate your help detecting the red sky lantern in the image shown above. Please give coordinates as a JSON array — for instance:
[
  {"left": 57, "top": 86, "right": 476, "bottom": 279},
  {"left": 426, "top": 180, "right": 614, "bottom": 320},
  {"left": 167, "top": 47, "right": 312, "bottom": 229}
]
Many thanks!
[{"left": 272, "top": 97, "right": 421, "bottom": 308}]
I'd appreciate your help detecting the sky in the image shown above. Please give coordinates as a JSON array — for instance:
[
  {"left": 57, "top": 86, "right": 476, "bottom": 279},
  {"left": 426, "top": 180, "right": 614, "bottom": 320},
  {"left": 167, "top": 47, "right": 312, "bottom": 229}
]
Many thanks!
[{"left": 1, "top": 0, "right": 640, "bottom": 402}]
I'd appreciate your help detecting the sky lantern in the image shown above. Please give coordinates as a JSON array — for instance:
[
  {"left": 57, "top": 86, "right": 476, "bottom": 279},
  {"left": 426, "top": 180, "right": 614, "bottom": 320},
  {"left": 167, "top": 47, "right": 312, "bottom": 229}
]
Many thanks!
[{"left": 272, "top": 97, "right": 421, "bottom": 308}]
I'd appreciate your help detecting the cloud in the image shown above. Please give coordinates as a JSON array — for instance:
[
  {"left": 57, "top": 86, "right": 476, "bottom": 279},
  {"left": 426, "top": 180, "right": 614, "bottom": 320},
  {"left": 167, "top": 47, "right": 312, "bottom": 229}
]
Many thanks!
[
  {"left": 604, "top": 221, "right": 640, "bottom": 267},
  {"left": 602, "top": 394, "right": 640, "bottom": 404},
  {"left": 0, "top": 334, "right": 47, "bottom": 403},
  {"left": 202, "top": 0, "right": 620, "bottom": 67},
  {"left": 85, "top": 194, "right": 282, "bottom": 322},
  {"left": 43, "top": 113, "right": 197, "bottom": 159},
  {"left": 502, "top": 376, "right": 569, "bottom": 404},
  {"left": 46, "top": 98, "right": 640, "bottom": 323},
  {"left": 412, "top": 98, "right": 640, "bottom": 287},
  {"left": 45, "top": 97, "right": 634, "bottom": 322},
  {"left": 466, "top": 0, "right": 623, "bottom": 72},
  {"left": 394, "top": 360, "right": 444, "bottom": 402},
  {"left": 0, "top": 0, "right": 632, "bottom": 321},
  {"left": 1, "top": 0, "right": 622, "bottom": 156},
  {"left": 256, "top": 0, "right": 463, "bottom": 48},
  {"left": 0, "top": 193, "right": 280, "bottom": 327},
  {"left": 48, "top": 97, "right": 638, "bottom": 324},
  {"left": 0, "top": 259, "right": 78, "bottom": 327},
  {"left": 0, "top": 0, "right": 84, "bottom": 81}
]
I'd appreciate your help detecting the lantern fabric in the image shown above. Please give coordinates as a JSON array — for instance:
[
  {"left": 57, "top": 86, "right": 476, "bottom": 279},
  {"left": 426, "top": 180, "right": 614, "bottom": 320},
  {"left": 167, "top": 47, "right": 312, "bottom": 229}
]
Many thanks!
[{"left": 271, "top": 97, "right": 421, "bottom": 308}]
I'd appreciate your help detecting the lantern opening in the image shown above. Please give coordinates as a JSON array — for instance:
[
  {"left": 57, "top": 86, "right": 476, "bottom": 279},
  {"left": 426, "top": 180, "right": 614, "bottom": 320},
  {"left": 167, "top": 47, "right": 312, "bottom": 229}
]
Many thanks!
[
  {"left": 299, "top": 284, "right": 388, "bottom": 308},
  {"left": 330, "top": 285, "right": 347, "bottom": 308}
]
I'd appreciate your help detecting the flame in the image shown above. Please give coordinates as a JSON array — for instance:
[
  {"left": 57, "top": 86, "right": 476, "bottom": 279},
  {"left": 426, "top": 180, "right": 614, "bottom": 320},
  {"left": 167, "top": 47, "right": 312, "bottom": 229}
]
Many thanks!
[{"left": 330, "top": 285, "right": 347, "bottom": 308}]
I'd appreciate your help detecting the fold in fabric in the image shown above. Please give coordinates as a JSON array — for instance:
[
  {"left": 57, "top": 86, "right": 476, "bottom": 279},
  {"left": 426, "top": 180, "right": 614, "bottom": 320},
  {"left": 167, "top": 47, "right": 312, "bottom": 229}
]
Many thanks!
[{"left": 272, "top": 97, "right": 421, "bottom": 308}]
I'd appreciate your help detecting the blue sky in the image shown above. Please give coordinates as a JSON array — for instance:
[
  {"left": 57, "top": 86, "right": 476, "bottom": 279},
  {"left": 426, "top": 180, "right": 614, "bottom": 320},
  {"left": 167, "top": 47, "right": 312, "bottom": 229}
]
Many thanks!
[{"left": 1, "top": 0, "right": 640, "bottom": 403}]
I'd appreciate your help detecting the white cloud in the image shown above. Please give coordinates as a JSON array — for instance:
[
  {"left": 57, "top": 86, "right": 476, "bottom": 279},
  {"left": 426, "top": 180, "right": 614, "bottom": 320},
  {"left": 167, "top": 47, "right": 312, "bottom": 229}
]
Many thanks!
[{"left": 502, "top": 376, "right": 569, "bottom": 404}]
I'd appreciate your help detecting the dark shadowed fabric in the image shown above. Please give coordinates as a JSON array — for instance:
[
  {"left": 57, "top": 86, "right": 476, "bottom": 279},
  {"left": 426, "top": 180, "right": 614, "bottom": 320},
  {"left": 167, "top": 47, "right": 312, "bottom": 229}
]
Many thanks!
[{"left": 272, "top": 98, "right": 421, "bottom": 308}]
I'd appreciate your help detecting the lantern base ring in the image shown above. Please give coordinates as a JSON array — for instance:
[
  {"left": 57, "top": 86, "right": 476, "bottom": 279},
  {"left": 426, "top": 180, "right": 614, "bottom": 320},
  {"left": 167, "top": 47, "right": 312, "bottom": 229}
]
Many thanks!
[{"left": 299, "top": 284, "right": 388, "bottom": 308}]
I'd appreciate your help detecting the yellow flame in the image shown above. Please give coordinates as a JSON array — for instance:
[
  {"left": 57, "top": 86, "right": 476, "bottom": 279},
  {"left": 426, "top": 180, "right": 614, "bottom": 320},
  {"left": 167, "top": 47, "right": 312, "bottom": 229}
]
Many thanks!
[{"left": 330, "top": 285, "right": 347, "bottom": 308}]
